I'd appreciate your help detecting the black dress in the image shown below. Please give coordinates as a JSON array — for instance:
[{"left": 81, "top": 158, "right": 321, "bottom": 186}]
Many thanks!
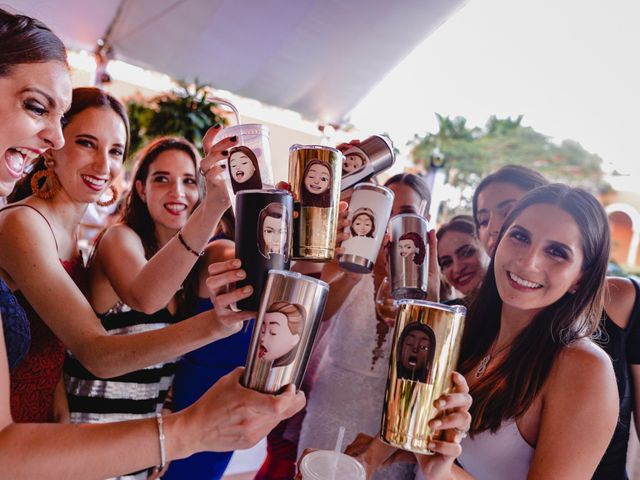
[{"left": 593, "top": 278, "right": 640, "bottom": 480}]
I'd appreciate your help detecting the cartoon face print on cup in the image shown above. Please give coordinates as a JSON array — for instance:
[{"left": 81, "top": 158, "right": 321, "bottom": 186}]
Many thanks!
[
  {"left": 301, "top": 159, "right": 333, "bottom": 208},
  {"left": 258, "top": 202, "right": 290, "bottom": 260},
  {"left": 350, "top": 207, "right": 376, "bottom": 238},
  {"left": 396, "top": 323, "right": 436, "bottom": 383},
  {"left": 342, "top": 151, "right": 367, "bottom": 175},
  {"left": 258, "top": 302, "right": 306, "bottom": 367},
  {"left": 228, "top": 146, "right": 262, "bottom": 193},
  {"left": 398, "top": 232, "right": 426, "bottom": 266}
]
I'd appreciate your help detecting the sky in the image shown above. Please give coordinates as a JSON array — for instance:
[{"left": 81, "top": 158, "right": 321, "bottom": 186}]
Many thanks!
[{"left": 350, "top": 0, "right": 640, "bottom": 190}]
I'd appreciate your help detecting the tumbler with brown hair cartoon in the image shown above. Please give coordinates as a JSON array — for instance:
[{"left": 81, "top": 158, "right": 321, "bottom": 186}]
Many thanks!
[
  {"left": 235, "top": 189, "right": 293, "bottom": 310},
  {"left": 389, "top": 213, "right": 429, "bottom": 299},
  {"left": 244, "top": 270, "right": 329, "bottom": 393},
  {"left": 288, "top": 145, "right": 343, "bottom": 261}
]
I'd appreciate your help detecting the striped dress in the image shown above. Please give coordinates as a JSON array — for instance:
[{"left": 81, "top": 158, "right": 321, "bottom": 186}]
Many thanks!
[{"left": 63, "top": 302, "right": 178, "bottom": 480}]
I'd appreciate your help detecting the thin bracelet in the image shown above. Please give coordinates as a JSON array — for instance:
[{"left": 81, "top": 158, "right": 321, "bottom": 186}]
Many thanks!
[
  {"left": 156, "top": 412, "right": 166, "bottom": 469},
  {"left": 177, "top": 231, "right": 204, "bottom": 257}
]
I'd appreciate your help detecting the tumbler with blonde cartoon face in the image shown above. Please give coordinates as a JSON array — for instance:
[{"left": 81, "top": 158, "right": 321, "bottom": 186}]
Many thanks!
[
  {"left": 235, "top": 189, "right": 293, "bottom": 310},
  {"left": 243, "top": 270, "right": 329, "bottom": 393},
  {"left": 340, "top": 134, "right": 396, "bottom": 191},
  {"left": 338, "top": 183, "right": 394, "bottom": 273},
  {"left": 381, "top": 300, "right": 466, "bottom": 454},
  {"left": 389, "top": 214, "right": 429, "bottom": 299},
  {"left": 214, "top": 123, "right": 273, "bottom": 206},
  {"left": 289, "top": 145, "right": 343, "bottom": 261}
]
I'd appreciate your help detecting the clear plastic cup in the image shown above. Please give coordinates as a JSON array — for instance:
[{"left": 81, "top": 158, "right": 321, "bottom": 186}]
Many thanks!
[{"left": 299, "top": 450, "right": 366, "bottom": 480}]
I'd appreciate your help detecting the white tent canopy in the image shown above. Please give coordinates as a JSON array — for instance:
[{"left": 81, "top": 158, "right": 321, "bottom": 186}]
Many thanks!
[{"left": 9, "top": 0, "right": 465, "bottom": 123}]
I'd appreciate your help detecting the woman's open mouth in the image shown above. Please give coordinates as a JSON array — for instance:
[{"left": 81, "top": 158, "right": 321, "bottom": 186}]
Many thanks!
[
  {"left": 4, "top": 147, "right": 40, "bottom": 179},
  {"left": 258, "top": 344, "right": 267, "bottom": 358},
  {"left": 164, "top": 202, "right": 188, "bottom": 216},
  {"left": 81, "top": 174, "right": 108, "bottom": 192}
]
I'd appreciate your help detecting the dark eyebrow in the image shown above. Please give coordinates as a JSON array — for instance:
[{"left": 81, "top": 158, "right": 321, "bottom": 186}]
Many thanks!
[
  {"left": 76, "top": 134, "right": 125, "bottom": 149},
  {"left": 454, "top": 244, "right": 474, "bottom": 255},
  {"left": 151, "top": 170, "right": 195, "bottom": 177},
  {"left": 548, "top": 240, "right": 574, "bottom": 258},
  {"left": 21, "top": 87, "right": 55, "bottom": 108},
  {"left": 437, "top": 254, "right": 451, "bottom": 265},
  {"left": 497, "top": 199, "right": 517, "bottom": 211}
]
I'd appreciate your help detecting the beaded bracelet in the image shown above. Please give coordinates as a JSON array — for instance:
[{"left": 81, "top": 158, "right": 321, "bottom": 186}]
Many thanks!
[
  {"left": 178, "top": 231, "right": 204, "bottom": 257},
  {"left": 156, "top": 412, "right": 166, "bottom": 469}
]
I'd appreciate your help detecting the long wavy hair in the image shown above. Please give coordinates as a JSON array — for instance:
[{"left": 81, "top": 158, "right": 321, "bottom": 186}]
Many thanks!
[
  {"left": 9, "top": 87, "right": 130, "bottom": 202},
  {"left": 228, "top": 146, "right": 262, "bottom": 193},
  {"left": 459, "top": 184, "right": 610, "bottom": 434},
  {"left": 118, "top": 136, "right": 204, "bottom": 319}
]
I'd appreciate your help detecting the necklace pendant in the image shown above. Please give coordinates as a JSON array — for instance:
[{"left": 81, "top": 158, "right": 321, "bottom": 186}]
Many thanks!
[{"left": 475, "top": 354, "right": 491, "bottom": 378}]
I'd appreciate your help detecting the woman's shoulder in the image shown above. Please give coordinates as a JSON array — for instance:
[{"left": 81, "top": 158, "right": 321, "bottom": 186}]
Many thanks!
[
  {"left": 604, "top": 276, "right": 637, "bottom": 329},
  {"left": 0, "top": 202, "right": 56, "bottom": 250},
  {"left": 95, "top": 223, "right": 143, "bottom": 253},
  {"left": 548, "top": 340, "right": 615, "bottom": 396}
]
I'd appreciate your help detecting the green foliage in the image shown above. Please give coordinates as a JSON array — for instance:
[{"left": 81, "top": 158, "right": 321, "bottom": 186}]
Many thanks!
[
  {"left": 126, "top": 80, "right": 226, "bottom": 155},
  {"left": 410, "top": 114, "right": 608, "bottom": 210}
]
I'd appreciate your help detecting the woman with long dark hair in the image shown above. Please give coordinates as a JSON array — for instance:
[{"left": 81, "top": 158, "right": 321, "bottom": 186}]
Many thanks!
[
  {"left": 352, "top": 184, "right": 618, "bottom": 479},
  {"left": 0, "top": 8, "right": 304, "bottom": 478},
  {"left": 473, "top": 166, "right": 640, "bottom": 479}
]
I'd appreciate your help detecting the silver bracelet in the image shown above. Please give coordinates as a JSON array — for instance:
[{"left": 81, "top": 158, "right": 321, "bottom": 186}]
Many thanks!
[{"left": 156, "top": 412, "right": 166, "bottom": 469}]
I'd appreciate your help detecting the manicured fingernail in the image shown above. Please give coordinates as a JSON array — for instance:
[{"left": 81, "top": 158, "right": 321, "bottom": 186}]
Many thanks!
[
  {"left": 428, "top": 442, "right": 436, "bottom": 449},
  {"left": 222, "top": 150, "right": 229, "bottom": 156},
  {"left": 220, "top": 163, "right": 227, "bottom": 169},
  {"left": 232, "top": 259, "right": 241, "bottom": 267},
  {"left": 214, "top": 124, "right": 221, "bottom": 129},
  {"left": 230, "top": 136, "right": 237, "bottom": 142},
  {"left": 243, "top": 286, "right": 252, "bottom": 294},
  {"left": 431, "top": 420, "right": 442, "bottom": 428},
  {"left": 435, "top": 399, "right": 446, "bottom": 408},
  {"left": 236, "top": 271, "right": 246, "bottom": 278}
]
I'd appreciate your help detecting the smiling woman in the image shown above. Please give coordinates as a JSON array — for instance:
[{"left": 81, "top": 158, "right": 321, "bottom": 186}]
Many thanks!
[{"left": 452, "top": 183, "right": 618, "bottom": 480}]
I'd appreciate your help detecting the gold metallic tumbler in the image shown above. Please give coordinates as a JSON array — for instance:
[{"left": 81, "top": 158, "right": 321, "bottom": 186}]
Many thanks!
[
  {"left": 380, "top": 300, "right": 466, "bottom": 454},
  {"left": 289, "top": 145, "right": 343, "bottom": 261}
]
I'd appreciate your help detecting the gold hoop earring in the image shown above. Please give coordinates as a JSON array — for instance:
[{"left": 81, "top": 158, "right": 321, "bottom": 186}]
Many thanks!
[
  {"left": 30, "top": 166, "right": 61, "bottom": 199},
  {"left": 96, "top": 185, "right": 119, "bottom": 207}
]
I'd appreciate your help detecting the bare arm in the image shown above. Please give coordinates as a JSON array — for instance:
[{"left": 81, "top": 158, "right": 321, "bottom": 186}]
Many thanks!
[
  {"left": 0, "top": 211, "right": 251, "bottom": 378},
  {"left": 92, "top": 130, "right": 235, "bottom": 314},
  {"left": 632, "top": 365, "right": 640, "bottom": 440},
  {"left": 526, "top": 342, "right": 618, "bottom": 479},
  {"left": 0, "top": 315, "right": 305, "bottom": 479}
]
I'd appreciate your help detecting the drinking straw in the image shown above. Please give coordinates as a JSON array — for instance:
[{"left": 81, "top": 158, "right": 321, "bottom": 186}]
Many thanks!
[{"left": 331, "top": 425, "right": 346, "bottom": 480}]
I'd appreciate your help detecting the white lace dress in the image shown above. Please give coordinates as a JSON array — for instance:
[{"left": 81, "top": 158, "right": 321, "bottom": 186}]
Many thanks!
[{"left": 298, "top": 275, "right": 416, "bottom": 479}]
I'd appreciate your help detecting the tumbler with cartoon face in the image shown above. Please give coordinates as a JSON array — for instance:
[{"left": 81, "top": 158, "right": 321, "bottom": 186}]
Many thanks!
[
  {"left": 389, "top": 214, "right": 429, "bottom": 299},
  {"left": 289, "top": 145, "right": 343, "bottom": 261},
  {"left": 380, "top": 300, "right": 466, "bottom": 454},
  {"left": 214, "top": 123, "right": 274, "bottom": 207},
  {"left": 340, "top": 135, "right": 396, "bottom": 191},
  {"left": 338, "top": 183, "right": 394, "bottom": 273},
  {"left": 235, "top": 189, "right": 293, "bottom": 310},
  {"left": 243, "top": 270, "right": 329, "bottom": 393}
]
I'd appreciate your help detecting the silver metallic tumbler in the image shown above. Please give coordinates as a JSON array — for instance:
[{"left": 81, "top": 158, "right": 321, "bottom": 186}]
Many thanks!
[
  {"left": 243, "top": 270, "right": 329, "bottom": 394},
  {"left": 389, "top": 214, "right": 429, "bottom": 299},
  {"left": 338, "top": 183, "right": 394, "bottom": 273},
  {"left": 340, "top": 135, "right": 396, "bottom": 191}
]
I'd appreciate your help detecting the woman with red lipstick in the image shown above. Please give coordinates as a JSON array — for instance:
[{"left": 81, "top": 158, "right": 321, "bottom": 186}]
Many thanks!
[
  {"left": 437, "top": 216, "right": 489, "bottom": 299},
  {"left": 1, "top": 86, "right": 260, "bottom": 423},
  {"left": 0, "top": 9, "right": 305, "bottom": 478},
  {"left": 61, "top": 135, "right": 239, "bottom": 478}
]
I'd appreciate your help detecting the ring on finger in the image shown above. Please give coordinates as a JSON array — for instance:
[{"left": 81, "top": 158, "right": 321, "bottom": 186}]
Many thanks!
[{"left": 199, "top": 165, "right": 214, "bottom": 177}]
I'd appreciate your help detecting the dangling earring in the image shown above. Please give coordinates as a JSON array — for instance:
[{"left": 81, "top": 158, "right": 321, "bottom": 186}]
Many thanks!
[
  {"left": 30, "top": 159, "right": 61, "bottom": 199},
  {"left": 96, "top": 185, "right": 119, "bottom": 207}
]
